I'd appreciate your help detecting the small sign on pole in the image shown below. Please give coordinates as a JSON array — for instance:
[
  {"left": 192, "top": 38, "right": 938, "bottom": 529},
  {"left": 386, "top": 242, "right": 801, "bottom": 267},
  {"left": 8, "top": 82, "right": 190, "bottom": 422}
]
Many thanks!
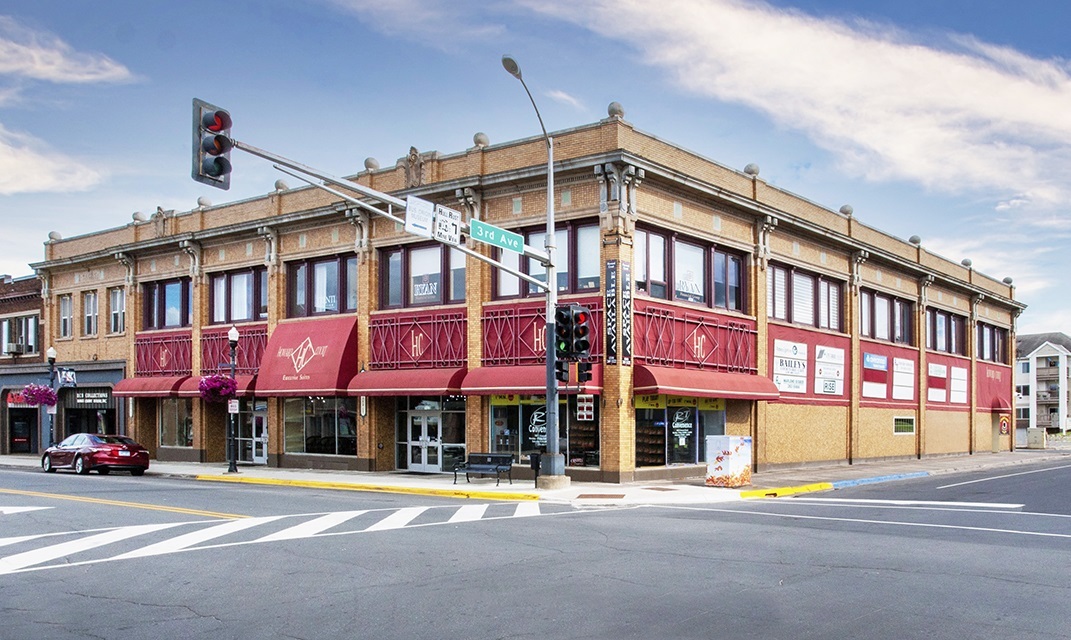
[
  {"left": 404, "top": 196, "right": 435, "bottom": 238},
  {"left": 228, "top": 399, "right": 240, "bottom": 414},
  {"left": 433, "top": 204, "right": 462, "bottom": 245}
]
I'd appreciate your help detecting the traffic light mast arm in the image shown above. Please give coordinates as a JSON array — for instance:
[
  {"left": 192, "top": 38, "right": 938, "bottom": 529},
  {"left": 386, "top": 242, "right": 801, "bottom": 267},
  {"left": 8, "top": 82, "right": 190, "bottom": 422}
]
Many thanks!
[{"left": 243, "top": 140, "right": 552, "bottom": 292}]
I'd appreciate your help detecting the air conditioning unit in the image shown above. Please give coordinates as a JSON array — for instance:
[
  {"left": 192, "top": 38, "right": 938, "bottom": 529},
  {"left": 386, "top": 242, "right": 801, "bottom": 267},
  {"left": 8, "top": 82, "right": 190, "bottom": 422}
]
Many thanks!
[{"left": 4, "top": 342, "right": 26, "bottom": 355}]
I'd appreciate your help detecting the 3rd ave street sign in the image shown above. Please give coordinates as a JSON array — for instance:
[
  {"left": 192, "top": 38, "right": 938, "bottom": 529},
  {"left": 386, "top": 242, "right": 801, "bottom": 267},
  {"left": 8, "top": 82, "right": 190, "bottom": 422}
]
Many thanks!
[{"left": 468, "top": 218, "right": 524, "bottom": 254}]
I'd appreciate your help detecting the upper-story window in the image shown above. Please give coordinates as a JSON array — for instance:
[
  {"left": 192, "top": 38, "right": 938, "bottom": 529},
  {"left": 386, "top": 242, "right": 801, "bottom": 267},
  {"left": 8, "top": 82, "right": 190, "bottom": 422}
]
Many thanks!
[
  {"left": 767, "top": 263, "right": 842, "bottom": 330},
  {"left": 925, "top": 307, "right": 966, "bottom": 355},
  {"left": 634, "top": 227, "right": 745, "bottom": 312},
  {"left": 288, "top": 255, "right": 359, "bottom": 317},
  {"left": 860, "top": 289, "right": 913, "bottom": 345},
  {"left": 58, "top": 294, "right": 73, "bottom": 338},
  {"left": 82, "top": 291, "right": 98, "bottom": 337},
  {"left": 143, "top": 278, "right": 193, "bottom": 329},
  {"left": 382, "top": 244, "right": 465, "bottom": 308},
  {"left": 211, "top": 267, "right": 268, "bottom": 324},
  {"left": 108, "top": 287, "right": 125, "bottom": 334},
  {"left": 977, "top": 322, "right": 1008, "bottom": 364},
  {"left": 495, "top": 223, "right": 600, "bottom": 298},
  {"left": 1, "top": 314, "right": 39, "bottom": 354}
]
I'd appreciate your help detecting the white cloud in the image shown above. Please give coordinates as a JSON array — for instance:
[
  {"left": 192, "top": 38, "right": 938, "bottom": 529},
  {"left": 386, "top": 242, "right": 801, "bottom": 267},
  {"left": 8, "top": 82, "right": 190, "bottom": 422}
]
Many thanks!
[
  {"left": 0, "top": 16, "right": 132, "bottom": 83},
  {"left": 522, "top": 0, "right": 1071, "bottom": 221},
  {"left": 0, "top": 124, "right": 102, "bottom": 194},
  {"left": 546, "top": 89, "right": 584, "bottom": 110},
  {"left": 318, "top": 0, "right": 506, "bottom": 45}
]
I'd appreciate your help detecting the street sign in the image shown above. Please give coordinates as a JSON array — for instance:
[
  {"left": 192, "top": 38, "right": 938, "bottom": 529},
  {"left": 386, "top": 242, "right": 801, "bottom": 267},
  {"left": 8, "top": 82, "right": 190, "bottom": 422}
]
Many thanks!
[
  {"left": 404, "top": 196, "right": 434, "bottom": 239},
  {"left": 469, "top": 218, "right": 524, "bottom": 254},
  {"left": 433, "top": 204, "right": 462, "bottom": 246}
]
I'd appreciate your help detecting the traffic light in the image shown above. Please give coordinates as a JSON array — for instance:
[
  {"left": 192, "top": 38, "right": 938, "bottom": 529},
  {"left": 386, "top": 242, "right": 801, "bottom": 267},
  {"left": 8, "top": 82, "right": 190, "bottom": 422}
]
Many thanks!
[
  {"left": 554, "top": 304, "right": 574, "bottom": 360},
  {"left": 569, "top": 304, "right": 592, "bottom": 359},
  {"left": 192, "top": 98, "right": 233, "bottom": 190},
  {"left": 577, "top": 362, "right": 593, "bottom": 383},
  {"left": 555, "top": 359, "right": 570, "bottom": 384}
]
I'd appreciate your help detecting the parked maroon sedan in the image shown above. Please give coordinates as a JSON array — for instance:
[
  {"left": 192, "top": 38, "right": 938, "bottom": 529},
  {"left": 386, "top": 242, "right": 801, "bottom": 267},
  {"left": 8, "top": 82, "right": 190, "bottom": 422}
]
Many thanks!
[{"left": 42, "top": 433, "right": 150, "bottom": 476}]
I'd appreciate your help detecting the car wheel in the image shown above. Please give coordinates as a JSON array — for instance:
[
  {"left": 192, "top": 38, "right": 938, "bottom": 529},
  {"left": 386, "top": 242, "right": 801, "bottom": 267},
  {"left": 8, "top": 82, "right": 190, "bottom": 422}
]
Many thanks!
[
  {"left": 97, "top": 467, "right": 110, "bottom": 475},
  {"left": 74, "top": 455, "right": 90, "bottom": 475},
  {"left": 130, "top": 468, "right": 145, "bottom": 477},
  {"left": 42, "top": 456, "right": 55, "bottom": 473}
]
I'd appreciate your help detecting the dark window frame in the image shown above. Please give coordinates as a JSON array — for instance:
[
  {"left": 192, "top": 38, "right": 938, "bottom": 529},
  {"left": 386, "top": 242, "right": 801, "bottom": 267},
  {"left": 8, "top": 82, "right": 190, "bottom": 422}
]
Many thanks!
[
  {"left": 379, "top": 244, "right": 465, "bottom": 309},
  {"left": 767, "top": 262, "right": 843, "bottom": 331},
  {"left": 142, "top": 278, "right": 193, "bottom": 330},
  {"left": 634, "top": 226, "right": 748, "bottom": 313},
  {"left": 287, "top": 254, "right": 359, "bottom": 318},
  {"left": 492, "top": 221, "right": 602, "bottom": 300},
  {"left": 209, "top": 266, "right": 269, "bottom": 325},
  {"left": 925, "top": 308, "right": 967, "bottom": 355},
  {"left": 976, "top": 322, "right": 1009, "bottom": 364},
  {"left": 860, "top": 289, "right": 914, "bottom": 345}
]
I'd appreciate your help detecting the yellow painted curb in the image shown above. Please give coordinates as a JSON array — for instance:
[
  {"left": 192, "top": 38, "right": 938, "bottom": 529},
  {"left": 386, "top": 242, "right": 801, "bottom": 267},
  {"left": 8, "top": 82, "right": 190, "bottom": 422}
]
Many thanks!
[
  {"left": 195, "top": 474, "right": 540, "bottom": 501},
  {"left": 739, "top": 482, "right": 834, "bottom": 499}
]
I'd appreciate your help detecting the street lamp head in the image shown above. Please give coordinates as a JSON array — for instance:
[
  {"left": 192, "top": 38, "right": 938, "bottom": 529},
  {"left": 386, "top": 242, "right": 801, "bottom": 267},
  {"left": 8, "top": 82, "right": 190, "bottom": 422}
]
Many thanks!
[
  {"left": 501, "top": 54, "right": 522, "bottom": 80},
  {"left": 46, "top": 346, "right": 57, "bottom": 363},
  {"left": 228, "top": 325, "right": 240, "bottom": 344}
]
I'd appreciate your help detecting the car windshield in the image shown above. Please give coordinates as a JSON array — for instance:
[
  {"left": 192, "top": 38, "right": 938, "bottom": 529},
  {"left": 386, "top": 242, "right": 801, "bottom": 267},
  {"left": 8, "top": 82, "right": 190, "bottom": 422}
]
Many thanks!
[{"left": 88, "top": 435, "right": 136, "bottom": 446}]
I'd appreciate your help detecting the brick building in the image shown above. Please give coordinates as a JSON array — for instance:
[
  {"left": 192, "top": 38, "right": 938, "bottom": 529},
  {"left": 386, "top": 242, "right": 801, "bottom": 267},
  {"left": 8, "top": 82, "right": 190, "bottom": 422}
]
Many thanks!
[
  {"left": 25, "top": 108, "right": 1021, "bottom": 481},
  {"left": 1, "top": 274, "right": 47, "bottom": 453}
]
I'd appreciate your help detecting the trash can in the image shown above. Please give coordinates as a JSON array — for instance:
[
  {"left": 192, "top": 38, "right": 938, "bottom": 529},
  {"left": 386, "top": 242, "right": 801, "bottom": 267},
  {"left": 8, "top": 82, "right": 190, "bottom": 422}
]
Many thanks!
[
  {"left": 529, "top": 452, "right": 542, "bottom": 481},
  {"left": 705, "top": 435, "right": 753, "bottom": 487}
]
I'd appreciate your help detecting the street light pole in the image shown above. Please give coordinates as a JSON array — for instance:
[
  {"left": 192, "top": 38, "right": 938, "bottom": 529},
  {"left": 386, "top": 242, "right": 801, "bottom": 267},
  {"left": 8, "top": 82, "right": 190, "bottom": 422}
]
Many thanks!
[
  {"left": 46, "top": 346, "right": 57, "bottom": 447},
  {"left": 502, "top": 54, "right": 568, "bottom": 488},
  {"left": 227, "top": 325, "right": 239, "bottom": 473}
]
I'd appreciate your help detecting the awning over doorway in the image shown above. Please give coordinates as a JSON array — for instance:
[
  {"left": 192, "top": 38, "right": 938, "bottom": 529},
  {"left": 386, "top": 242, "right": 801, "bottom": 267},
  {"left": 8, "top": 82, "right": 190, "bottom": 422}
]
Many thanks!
[
  {"left": 632, "top": 365, "right": 780, "bottom": 400},
  {"left": 461, "top": 364, "right": 602, "bottom": 395},
  {"left": 255, "top": 316, "right": 358, "bottom": 397},
  {"left": 177, "top": 375, "right": 258, "bottom": 398},
  {"left": 347, "top": 367, "right": 467, "bottom": 397},
  {"left": 112, "top": 376, "right": 189, "bottom": 398}
]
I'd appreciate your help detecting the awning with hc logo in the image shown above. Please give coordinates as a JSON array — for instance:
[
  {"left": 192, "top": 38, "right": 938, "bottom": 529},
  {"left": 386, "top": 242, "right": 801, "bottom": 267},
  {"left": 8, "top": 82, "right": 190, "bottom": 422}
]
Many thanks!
[
  {"left": 255, "top": 316, "right": 358, "bottom": 397},
  {"left": 632, "top": 365, "right": 780, "bottom": 400},
  {"left": 347, "top": 367, "right": 467, "bottom": 397}
]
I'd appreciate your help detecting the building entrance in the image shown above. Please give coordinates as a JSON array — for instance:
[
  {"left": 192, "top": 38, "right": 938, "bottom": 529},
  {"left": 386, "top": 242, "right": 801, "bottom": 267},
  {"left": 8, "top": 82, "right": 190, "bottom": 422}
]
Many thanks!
[{"left": 407, "top": 412, "right": 441, "bottom": 473}]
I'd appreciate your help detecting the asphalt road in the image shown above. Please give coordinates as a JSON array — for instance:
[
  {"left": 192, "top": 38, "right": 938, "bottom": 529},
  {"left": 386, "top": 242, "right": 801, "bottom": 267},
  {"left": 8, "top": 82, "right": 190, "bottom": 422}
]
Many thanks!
[{"left": 1, "top": 462, "right": 1069, "bottom": 640}]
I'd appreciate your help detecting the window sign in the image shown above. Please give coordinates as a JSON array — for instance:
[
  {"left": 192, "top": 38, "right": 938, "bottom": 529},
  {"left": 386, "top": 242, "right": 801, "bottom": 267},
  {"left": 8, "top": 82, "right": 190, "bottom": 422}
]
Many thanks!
[
  {"left": 773, "top": 339, "right": 808, "bottom": 394},
  {"left": 814, "top": 346, "right": 845, "bottom": 395}
]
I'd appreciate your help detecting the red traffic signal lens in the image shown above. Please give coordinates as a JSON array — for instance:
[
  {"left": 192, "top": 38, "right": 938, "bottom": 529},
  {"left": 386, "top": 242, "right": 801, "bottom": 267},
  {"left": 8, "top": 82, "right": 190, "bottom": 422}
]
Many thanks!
[
  {"left": 201, "top": 110, "right": 232, "bottom": 133},
  {"left": 574, "top": 311, "right": 589, "bottom": 324}
]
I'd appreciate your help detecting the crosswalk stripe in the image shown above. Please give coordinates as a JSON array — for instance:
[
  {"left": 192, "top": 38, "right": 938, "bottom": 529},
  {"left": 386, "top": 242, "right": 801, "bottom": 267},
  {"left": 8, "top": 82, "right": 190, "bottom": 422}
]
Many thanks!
[
  {"left": 514, "top": 502, "right": 541, "bottom": 518},
  {"left": 113, "top": 516, "right": 287, "bottom": 560},
  {"left": 448, "top": 504, "right": 489, "bottom": 523},
  {"left": 255, "top": 511, "right": 368, "bottom": 542},
  {"left": 362, "top": 507, "right": 428, "bottom": 532},
  {"left": 0, "top": 534, "right": 54, "bottom": 549},
  {"left": 0, "top": 523, "right": 186, "bottom": 574}
]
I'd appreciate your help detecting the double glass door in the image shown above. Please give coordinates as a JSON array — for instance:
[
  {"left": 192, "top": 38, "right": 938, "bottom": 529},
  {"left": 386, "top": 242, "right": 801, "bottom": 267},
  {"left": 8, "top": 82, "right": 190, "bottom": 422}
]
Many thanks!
[{"left": 408, "top": 413, "right": 441, "bottom": 473}]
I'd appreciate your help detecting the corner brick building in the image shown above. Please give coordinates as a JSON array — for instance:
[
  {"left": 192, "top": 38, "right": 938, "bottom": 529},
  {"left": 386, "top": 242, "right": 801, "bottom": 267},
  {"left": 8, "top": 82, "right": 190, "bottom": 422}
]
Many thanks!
[{"left": 21, "top": 108, "right": 1022, "bottom": 482}]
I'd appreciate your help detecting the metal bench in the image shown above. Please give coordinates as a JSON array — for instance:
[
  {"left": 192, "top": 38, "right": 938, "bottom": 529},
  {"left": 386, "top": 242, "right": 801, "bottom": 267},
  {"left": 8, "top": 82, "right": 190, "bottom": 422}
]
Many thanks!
[{"left": 453, "top": 453, "right": 514, "bottom": 486}]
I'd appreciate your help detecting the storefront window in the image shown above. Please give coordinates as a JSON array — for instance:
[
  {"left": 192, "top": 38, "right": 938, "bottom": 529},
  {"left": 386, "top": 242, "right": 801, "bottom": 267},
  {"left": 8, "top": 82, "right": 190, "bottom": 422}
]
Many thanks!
[
  {"left": 635, "top": 396, "right": 722, "bottom": 466},
  {"left": 488, "top": 396, "right": 599, "bottom": 466},
  {"left": 282, "top": 397, "right": 357, "bottom": 455},
  {"left": 159, "top": 398, "right": 193, "bottom": 447}
]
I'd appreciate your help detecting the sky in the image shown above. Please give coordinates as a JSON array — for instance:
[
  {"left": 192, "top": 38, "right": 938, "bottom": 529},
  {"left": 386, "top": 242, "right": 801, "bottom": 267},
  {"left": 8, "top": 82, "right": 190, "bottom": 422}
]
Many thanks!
[{"left": 2, "top": 0, "right": 1070, "bottom": 334}]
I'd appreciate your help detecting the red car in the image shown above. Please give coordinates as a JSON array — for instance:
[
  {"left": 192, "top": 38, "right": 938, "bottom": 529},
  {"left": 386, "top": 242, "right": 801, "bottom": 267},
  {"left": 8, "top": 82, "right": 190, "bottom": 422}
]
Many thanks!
[{"left": 42, "top": 433, "right": 150, "bottom": 476}]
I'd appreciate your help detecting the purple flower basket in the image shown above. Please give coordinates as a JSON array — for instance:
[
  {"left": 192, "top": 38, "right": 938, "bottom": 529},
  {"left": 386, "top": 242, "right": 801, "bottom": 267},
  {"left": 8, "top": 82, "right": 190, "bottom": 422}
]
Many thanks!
[
  {"left": 22, "top": 383, "right": 58, "bottom": 407},
  {"left": 199, "top": 374, "right": 238, "bottom": 403}
]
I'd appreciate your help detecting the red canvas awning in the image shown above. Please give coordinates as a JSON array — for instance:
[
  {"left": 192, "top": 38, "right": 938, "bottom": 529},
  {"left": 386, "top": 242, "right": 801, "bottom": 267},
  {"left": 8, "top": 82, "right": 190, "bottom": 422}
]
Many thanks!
[
  {"left": 112, "top": 376, "right": 189, "bottom": 398},
  {"left": 177, "top": 375, "right": 258, "bottom": 398},
  {"left": 633, "top": 365, "right": 779, "bottom": 400},
  {"left": 255, "top": 317, "right": 358, "bottom": 397},
  {"left": 348, "top": 368, "right": 467, "bottom": 397},
  {"left": 461, "top": 364, "right": 602, "bottom": 395}
]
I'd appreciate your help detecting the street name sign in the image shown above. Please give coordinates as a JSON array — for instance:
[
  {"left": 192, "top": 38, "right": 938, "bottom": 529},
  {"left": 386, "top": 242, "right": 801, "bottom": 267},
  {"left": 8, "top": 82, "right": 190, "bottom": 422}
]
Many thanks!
[{"left": 469, "top": 218, "right": 524, "bottom": 254}]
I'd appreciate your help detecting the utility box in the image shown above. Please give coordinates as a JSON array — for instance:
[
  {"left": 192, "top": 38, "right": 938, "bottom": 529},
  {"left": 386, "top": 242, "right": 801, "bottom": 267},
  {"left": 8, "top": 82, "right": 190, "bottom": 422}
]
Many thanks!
[
  {"left": 1027, "top": 427, "right": 1047, "bottom": 449},
  {"left": 705, "top": 436, "right": 752, "bottom": 487}
]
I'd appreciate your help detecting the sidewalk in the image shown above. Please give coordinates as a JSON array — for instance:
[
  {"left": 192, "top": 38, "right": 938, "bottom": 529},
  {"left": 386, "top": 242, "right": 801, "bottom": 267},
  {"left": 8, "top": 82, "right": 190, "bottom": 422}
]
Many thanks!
[{"left": 3, "top": 443, "right": 1069, "bottom": 506}]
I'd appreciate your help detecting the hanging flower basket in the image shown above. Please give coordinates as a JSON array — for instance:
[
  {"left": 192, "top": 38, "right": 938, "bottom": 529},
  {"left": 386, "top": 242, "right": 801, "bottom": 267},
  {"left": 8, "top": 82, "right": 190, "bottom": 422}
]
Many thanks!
[
  {"left": 21, "top": 383, "right": 58, "bottom": 407},
  {"left": 199, "top": 374, "right": 237, "bottom": 403}
]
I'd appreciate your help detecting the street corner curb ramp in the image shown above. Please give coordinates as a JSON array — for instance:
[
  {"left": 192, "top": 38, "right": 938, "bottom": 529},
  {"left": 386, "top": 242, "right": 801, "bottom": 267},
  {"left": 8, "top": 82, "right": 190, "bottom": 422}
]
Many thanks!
[
  {"left": 739, "top": 471, "right": 931, "bottom": 499},
  {"left": 194, "top": 474, "right": 541, "bottom": 502}
]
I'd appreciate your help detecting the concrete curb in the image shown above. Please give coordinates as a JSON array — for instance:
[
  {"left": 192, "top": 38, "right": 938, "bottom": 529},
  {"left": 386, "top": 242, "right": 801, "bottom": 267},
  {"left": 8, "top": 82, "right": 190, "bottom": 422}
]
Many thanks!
[
  {"left": 739, "top": 482, "right": 834, "bottom": 499},
  {"left": 195, "top": 474, "right": 541, "bottom": 501}
]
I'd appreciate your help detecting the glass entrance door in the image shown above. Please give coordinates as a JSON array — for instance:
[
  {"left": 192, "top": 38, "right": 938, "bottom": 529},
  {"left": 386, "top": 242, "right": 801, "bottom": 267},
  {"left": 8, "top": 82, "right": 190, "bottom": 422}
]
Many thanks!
[
  {"left": 251, "top": 411, "right": 268, "bottom": 464},
  {"left": 407, "top": 413, "right": 441, "bottom": 473}
]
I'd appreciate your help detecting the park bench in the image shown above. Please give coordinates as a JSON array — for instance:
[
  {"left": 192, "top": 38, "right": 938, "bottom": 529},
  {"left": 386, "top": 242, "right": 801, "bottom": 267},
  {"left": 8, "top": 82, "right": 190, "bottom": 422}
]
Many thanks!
[{"left": 453, "top": 453, "right": 514, "bottom": 486}]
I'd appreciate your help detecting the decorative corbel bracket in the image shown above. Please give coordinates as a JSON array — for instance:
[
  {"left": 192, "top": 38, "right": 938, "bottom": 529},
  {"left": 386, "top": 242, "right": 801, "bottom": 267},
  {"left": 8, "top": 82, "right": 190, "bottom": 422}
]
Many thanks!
[
  {"left": 455, "top": 187, "right": 482, "bottom": 250},
  {"left": 343, "top": 211, "right": 370, "bottom": 263},
  {"left": 919, "top": 274, "right": 935, "bottom": 306},
  {"left": 114, "top": 252, "right": 135, "bottom": 286},
  {"left": 755, "top": 215, "right": 778, "bottom": 270},
  {"left": 178, "top": 239, "right": 202, "bottom": 279},
  {"left": 851, "top": 250, "right": 869, "bottom": 288},
  {"left": 256, "top": 226, "right": 279, "bottom": 269}
]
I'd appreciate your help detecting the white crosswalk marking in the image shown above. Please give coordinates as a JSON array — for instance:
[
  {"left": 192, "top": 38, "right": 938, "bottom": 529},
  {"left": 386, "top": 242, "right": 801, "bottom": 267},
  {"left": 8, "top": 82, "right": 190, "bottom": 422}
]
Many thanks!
[
  {"left": 255, "top": 510, "right": 368, "bottom": 542},
  {"left": 113, "top": 516, "right": 287, "bottom": 560},
  {"left": 0, "top": 522, "right": 186, "bottom": 574},
  {"left": 448, "top": 504, "right": 489, "bottom": 523},
  {"left": 362, "top": 507, "right": 428, "bottom": 532},
  {"left": 514, "top": 502, "right": 541, "bottom": 518},
  {"left": 0, "top": 507, "right": 51, "bottom": 515}
]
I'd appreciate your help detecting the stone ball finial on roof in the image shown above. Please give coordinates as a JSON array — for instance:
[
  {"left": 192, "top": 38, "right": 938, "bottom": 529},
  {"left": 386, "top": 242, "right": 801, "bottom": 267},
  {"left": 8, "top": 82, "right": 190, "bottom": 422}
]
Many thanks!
[
  {"left": 1003, "top": 277, "right": 1014, "bottom": 285},
  {"left": 909, "top": 235, "right": 921, "bottom": 245},
  {"left": 364, "top": 157, "right": 380, "bottom": 171},
  {"left": 839, "top": 204, "right": 853, "bottom": 217},
  {"left": 473, "top": 132, "right": 490, "bottom": 148},
  {"left": 608, "top": 102, "right": 624, "bottom": 119},
  {"left": 744, "top": 163, "right": 760, "bottom": 177}
]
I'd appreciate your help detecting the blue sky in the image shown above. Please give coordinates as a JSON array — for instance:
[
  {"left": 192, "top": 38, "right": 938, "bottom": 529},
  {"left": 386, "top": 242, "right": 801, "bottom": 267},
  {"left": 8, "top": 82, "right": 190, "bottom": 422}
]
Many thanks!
[{"left": 2, "top": 0, "right": 1069, "bottom": 334}]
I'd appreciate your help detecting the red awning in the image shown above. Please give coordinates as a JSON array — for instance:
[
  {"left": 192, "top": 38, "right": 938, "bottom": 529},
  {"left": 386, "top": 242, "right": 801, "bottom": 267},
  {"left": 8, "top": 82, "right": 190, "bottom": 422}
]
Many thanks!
[
  {"left": 177, "top": 375, "right": 258, "bottom": 398},
  {"left": 348, "top": 368, "right": 467, "bottom": 397},
  {"left": 255, "top": 317, "right": 358, "bottom": 397},
  {"left": 112, "top": 376, "right": 189, "bottom": 398},
  {"left": 633, "top": 365, "right": 780, "bottom": 400},
  {"left": 992, "top": 396, "right": 1012, "bottom": 411},
  {"left": 461, "top": 364, "right": 602, "bottom": 395}
]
